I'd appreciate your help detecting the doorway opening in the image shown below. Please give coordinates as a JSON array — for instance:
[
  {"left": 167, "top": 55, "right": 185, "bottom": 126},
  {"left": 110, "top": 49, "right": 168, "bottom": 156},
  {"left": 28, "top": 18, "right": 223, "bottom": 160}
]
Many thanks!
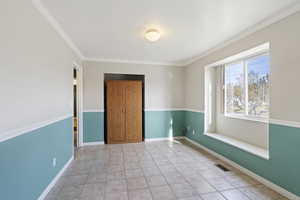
[
  {"left": 73, "top": 63, "right": 83, "bottom": 155},
  {"left": 73, "top": 68, "right": 78, "bottom": 148},
  {"left": 104, "top": 74, "right": 145, "bottom": 144}
]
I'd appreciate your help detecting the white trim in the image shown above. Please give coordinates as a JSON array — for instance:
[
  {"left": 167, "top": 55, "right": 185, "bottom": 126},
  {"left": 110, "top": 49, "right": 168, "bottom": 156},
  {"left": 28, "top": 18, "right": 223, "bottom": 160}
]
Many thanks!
[
  {"left": 184, "top": 1, "right": 300, "bottom": 66},
  {"left": 84, "top": 58, "right": 184, "bottom": 67},
  {"left": 73, "top": 63, "right": 84, "bottom": 147},
  {"left": 183, "top": 109, "right": 300, "bottom": 129},
  {"left": 83, "top": 109, "right": 104, "bottom": 113},
  {"left": 0, "top": 114, "right": 73, "bottom": 143},
  {"left": 82, "top": 137, "right": 185, "bottom": 145},
  {"left": 32, "top": 0, "right": 84, "bottom": 60},
  {"left": 205, "top": 43, "right": 270, "bottom": 69},
  {"left": 224, "top": 114, "right": 269, "bottom": 124},
  {"left": 38, "top": 156, "right": 74, "bottom": 200},
  {"left": 270, "top": 119, "right": 300, "bottom": 129},
  {"left": 184, "top": 109, "right": 205, "bottom": 113},
  {"left": 144, "top": 108, "right": 186, "bottom": 111},
  {"left": 145, "top": 136, "right": 184, "bottom": 142},
  {"left": 221, "top": 52, "right": 270, "bottom": 124},
  {"left": 81, "top": 108, "right": 300, "bottom": 129},
  {"left": 84, "top": 108, "right": 186, "bottom": 112},
  {"left": 103, "top": 72, "right": 146, "bottom": 76},
  {"left": 204, "top": 133, "right": 269, "bottom": 160},
  {"left": 31, "top": 0, "right": 300, "bottom": 67},
  {"left": 82, "top": 141, "right": 105, "bottom": 146},
  {"left": 183, "top": 137, "right": 300, "bottom": 200}
]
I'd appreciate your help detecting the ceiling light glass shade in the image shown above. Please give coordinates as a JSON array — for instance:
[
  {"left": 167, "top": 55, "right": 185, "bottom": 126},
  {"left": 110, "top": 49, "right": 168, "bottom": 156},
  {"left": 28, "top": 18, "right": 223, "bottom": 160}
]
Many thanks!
[{"left": 145, "top": 29, "right": 161, "bottom": 42}]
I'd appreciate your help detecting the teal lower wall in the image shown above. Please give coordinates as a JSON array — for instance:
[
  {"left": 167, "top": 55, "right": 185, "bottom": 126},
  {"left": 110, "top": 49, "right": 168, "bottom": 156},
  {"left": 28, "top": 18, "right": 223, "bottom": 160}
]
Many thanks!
[
  {"left": 83, "top": 110, "right": 300, "bottom": 196},
  {"left": 184, "top": 111, "right": 300, "bottom": 197},
  {"left": 3, "top": 111, "right": 297, "bottom": 199},
  {"left": 83, "top": 110, "right": 185, "bottom": 142},
  {"left": 145, "top": 110, "right": 185, "bottom": 138},
  {"left": 0, "top": 117, "right": 73, "bottom": 200},
  {"left": 83, "top": 112, "right": 104, "bottom": 143}
]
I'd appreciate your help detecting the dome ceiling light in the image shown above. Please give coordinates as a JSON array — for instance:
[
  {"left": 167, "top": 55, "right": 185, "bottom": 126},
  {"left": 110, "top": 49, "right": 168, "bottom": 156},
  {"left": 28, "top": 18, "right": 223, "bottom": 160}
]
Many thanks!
[{"left": 145, "top": 29, "right": 161, "bottom": 42}]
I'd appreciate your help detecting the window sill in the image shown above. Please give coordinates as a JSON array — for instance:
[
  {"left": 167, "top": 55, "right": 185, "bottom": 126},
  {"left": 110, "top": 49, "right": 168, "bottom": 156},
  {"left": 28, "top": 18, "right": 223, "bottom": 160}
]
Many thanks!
[
  {"left": 204, "top": 132, "right": 269, "bottom": 160},
  {"left": 224, "top": 114, "right": 269, "bottom": 124}
]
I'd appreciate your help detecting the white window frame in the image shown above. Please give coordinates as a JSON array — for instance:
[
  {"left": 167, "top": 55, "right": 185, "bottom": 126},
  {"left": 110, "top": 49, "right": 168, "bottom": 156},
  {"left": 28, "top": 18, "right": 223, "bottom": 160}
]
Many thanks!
[{"left": 223, "top": 52, "right": 270, "bottom": 123}]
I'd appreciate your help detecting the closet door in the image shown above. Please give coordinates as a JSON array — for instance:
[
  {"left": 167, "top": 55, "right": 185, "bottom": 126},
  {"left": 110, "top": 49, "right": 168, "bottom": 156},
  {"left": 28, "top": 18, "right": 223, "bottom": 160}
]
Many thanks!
[
  {"left": 125, "top": 81, "right": 142, "bottom": 143},
  {"left": 107, "top": 80, "right": 126, "bottom": 144}
]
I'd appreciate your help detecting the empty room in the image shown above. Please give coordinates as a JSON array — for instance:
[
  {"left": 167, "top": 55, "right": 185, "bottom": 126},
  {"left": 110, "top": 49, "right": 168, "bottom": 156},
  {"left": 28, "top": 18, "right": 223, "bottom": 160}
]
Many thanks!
[{"left": 1, "top": 0, "right": 300, "bottom": 200}]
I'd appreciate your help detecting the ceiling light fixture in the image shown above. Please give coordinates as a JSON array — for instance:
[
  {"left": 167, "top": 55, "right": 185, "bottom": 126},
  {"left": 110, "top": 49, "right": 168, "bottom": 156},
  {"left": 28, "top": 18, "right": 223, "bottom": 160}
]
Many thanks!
[{"left": 145, "top": 29, "right": 161, "bottom": 42}]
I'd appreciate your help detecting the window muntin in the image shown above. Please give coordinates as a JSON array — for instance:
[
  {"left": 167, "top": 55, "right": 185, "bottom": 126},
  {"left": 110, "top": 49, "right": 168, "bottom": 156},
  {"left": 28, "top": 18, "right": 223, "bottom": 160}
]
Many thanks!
[
  {"left": 224, "top": 53, "right": 270, "bottom": 119},
  {"left": 225, "top": 62, "right": 245, "bottom": 115}
]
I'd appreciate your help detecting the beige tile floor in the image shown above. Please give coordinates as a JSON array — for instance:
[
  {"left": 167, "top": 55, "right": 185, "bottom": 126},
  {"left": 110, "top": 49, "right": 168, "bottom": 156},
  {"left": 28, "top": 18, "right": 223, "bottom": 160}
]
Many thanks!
[{"left": 45, "top": 139, "right": 289, "bottom": 200}]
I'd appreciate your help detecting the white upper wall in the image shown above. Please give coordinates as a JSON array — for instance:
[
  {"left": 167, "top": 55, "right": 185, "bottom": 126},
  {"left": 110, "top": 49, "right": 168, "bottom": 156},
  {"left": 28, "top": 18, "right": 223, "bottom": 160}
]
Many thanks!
[
  {"left": 0, "top": 0, "right": 80, "bottom": 137},
  {"left": 83, "top": 61, "right": 185, "bottom": 110},
  {"left": 185, "top": 11, "right": 300, "bottom": 123}
]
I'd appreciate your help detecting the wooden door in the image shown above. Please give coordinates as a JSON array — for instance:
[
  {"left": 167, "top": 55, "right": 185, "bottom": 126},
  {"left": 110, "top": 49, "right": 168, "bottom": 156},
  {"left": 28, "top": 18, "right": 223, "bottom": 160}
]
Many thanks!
[
  {"left": 125, "top": 81, "right": 142, "bottom": 143},
  {"left": 106, "top": 80, "right": 142, "bottom": 144},
  {"left": 107, "top": 80, "right": 126, "bottom": 144}
]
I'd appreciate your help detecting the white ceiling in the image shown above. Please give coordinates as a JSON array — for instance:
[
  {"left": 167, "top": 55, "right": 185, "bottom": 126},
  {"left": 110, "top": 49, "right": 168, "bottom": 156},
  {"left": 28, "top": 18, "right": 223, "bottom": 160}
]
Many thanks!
[{"left": 41, "top": 0, "right": 299, "bottom": 66}]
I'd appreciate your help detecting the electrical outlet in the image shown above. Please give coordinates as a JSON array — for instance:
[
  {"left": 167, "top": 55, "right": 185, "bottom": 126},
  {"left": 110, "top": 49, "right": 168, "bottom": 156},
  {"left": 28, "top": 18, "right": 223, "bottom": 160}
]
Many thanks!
[{"left": 52, "top": 158, "right": 56, "bottom": 167}]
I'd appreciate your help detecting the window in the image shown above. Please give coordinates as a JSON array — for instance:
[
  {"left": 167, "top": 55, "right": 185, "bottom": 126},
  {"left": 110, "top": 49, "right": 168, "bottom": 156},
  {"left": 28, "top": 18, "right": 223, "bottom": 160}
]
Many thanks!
[{"left": 224, "top": 53, "right": 270, "bottom": 120}]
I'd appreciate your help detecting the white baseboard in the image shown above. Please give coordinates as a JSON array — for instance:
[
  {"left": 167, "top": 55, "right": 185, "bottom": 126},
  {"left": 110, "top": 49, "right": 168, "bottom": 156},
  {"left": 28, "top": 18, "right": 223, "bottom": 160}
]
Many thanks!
[
  {"left": 183, "top": 137, "right": 300, "bottom": 200},
  {"left": 38, "top": 156, "right": 74, "bottom": 200},
  {"left": 82, "top": 137, "right": 184, "bottom": 145},
  {"left": 82, "top": 141, "right": 104, "bottom": 146},
  {"left": 145, "top": 136, "right": 184, "bottom": 142}
]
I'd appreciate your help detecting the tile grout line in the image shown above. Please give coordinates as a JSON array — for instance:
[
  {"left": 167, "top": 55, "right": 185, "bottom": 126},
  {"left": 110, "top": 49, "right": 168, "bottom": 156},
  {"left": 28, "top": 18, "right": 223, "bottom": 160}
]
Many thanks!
[{"left": 46, "top": 140, "right": 290, "bottom": 200}]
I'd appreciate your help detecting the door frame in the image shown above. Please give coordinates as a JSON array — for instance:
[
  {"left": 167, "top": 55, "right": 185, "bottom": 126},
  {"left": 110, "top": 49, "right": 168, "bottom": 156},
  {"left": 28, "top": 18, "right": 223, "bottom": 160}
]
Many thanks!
[
  {"left": 104, "top": 74, "right": 145, "bottom": 144},
  {"left": 73, "top": 62, "right": 83, "bottom": 148}
]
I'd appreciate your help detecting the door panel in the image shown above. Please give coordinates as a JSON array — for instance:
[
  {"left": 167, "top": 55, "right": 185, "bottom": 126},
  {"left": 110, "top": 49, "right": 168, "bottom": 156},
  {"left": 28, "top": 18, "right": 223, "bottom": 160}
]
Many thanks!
[
  {"left": 106, "top": 80, "right": 142, "bottom": 144},
  {"left": 125, "top": 81, "right": 142, "bottom": 143},
  {"left": 107, "top": 81, "right": 126, "bottom": 144}
]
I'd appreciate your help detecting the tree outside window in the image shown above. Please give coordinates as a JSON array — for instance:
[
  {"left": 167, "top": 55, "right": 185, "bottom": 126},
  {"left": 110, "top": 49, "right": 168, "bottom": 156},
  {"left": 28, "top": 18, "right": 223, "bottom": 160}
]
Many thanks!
[{"left": 225, "top": 54, "right": 270, "bottom": 119}]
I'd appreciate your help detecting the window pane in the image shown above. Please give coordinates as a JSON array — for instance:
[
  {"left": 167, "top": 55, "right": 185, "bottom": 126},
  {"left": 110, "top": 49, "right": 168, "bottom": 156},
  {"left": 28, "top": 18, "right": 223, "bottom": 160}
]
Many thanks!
[
  {"left": 247, "top": 54, "right": 270, "bottom": 118},
  {"left": 225, "top": 62, "right": 245, "bottom": 115}
]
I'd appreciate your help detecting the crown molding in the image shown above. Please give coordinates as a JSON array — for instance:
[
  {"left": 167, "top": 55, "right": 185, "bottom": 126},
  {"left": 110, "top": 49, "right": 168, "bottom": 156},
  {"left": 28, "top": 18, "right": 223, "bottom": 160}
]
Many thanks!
[
  {"left": 183, "top": 1, "right": 300, "bottom": 66},
  {"left": 32, "top": 0, "right": 300, "bottom": 67},
  {"left": 32, "top": 0, "right": 84, "bottom": 60},
  {"left": 31, "top": 0, "right": 180, "bottom": 66},
  {"left": 83, "top": 57, "right": 185, "bottom": 67}
]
